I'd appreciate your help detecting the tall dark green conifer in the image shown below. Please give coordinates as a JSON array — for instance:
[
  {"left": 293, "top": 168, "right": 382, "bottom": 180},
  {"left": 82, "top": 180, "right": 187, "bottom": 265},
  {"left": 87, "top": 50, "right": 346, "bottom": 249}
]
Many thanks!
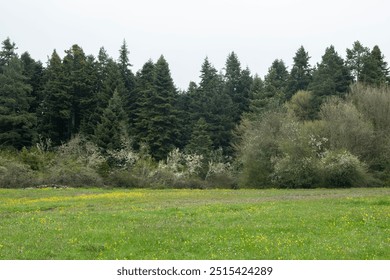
[
  {"left": 286, "top": 46, "right": 312, "bottom": 99},
  {"left": 0, "top": 39, "right": 35, "bottom": 148},
  {"left": 0, "top": 38, "right": 17, "bottom": 69},
  {"left": 134, "top": 60, "right": 155, "bottom": 148},
  {"left": 309, "top": 46, "right": 352, "bottom": 110},
  {"left": 224, "top": 52, "right": 252, "bottom": 123},
  {"left": 39, "top": 50, "right": 72, "bottom": 144},
  {"left": 255, "top": 59, "right": 288, "bottom": 112},
  {"left": 346, "top": 41, "right": 370, "bottom": 82},
  {"left": 361, "top": 45, "right": 389, "bottom": 86},
  {"left": 263, "top": 59, "right": 289, "bottom": 99},
  {"left": 149, "top": 56, "right": 179, "bottom": 160},
  {"left": 62, "top": 44, "right": 98, "bottom": 137},
  {"left": 118, "top": 40, "right": 137, "bottom": 136},
  {"left": 198, "top": 57, "right": 235, "bottom": 154},
  {"left": 94, "top": 90, "right": 127, "bottom": 151},
  {"left": 20, "top": 52, "right": 44, "bottom": 114}
]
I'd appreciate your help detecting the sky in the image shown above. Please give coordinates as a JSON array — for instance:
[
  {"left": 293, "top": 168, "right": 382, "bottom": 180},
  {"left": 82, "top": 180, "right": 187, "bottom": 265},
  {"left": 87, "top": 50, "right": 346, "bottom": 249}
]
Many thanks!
[{"left": 2, "top": 0, "right": 390, "bottom": 89}]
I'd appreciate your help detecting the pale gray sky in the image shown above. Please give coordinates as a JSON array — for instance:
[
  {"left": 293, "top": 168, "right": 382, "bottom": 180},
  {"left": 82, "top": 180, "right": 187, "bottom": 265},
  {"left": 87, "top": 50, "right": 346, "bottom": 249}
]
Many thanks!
[{"left": 2, "top": 0, "right": 389, "bottom": 89}]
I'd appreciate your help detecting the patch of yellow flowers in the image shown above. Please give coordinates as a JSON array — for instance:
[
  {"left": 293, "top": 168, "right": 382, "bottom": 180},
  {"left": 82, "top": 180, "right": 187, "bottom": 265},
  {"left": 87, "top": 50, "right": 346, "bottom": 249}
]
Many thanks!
[{"left": 3, "top": 191, "right": 145, "bottom": 206}]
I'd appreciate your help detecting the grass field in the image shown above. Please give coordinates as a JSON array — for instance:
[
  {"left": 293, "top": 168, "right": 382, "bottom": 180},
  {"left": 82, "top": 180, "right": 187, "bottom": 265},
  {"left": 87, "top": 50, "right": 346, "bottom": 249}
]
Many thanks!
[{"left": 0, "top": 187, "right": 389, "bottom": 260}]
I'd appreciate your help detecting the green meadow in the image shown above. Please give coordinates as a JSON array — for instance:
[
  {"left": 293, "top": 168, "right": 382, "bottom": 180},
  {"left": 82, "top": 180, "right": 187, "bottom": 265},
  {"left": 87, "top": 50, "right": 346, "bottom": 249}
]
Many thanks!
[{"left": 0, "top": 188, "right": 389, "bottom": 260}]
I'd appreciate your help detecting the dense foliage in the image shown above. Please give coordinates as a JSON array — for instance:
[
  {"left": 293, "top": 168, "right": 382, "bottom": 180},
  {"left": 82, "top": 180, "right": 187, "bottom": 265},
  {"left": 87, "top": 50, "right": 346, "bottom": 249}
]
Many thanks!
[{"left": 0, "top": 37, "right": 389, "bottom": 188}]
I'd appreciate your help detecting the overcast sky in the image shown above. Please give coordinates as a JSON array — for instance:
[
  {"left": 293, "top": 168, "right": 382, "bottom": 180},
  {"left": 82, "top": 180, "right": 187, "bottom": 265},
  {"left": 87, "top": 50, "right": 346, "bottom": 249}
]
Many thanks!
[{"left": 2, "top": 0, "right": 389, "bottom": 89}]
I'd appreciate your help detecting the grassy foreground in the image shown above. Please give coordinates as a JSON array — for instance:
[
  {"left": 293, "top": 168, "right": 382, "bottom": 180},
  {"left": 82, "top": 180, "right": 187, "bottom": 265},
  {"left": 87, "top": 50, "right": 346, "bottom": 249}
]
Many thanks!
[{"left": 0, "top": 187, "right": 389, "bottom": 260}]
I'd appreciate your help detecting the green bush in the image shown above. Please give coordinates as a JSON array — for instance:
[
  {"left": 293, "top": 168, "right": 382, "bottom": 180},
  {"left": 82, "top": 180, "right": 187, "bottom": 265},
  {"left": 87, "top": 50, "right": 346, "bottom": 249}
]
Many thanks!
[
  {"left": 319, "top": 150, "right": 370, "bottom": 188},
  {"left": 0, "top": 159, "right": 36, "bottom": 188},
  {"left": 44, "top": 159, "right": 104, "bottom": 187},
  {"left": 271, "top": 155, "right": 319, "bottom": 188},
  {"left": 105, "top": 170, "right": 140, "bottom": 188}
]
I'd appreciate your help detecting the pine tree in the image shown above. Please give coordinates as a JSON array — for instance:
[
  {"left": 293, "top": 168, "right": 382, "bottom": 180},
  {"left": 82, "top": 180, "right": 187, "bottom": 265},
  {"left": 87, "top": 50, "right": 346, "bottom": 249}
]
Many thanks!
[
  {"left": 185, "top": 117, "right": 213, "bottom": 178},
  {"left": 255, "top": 59, "right": 289, "bottom": 113},
  {"left": 185, "top": 117, "right": 213, "bottom": 157},
  {"left": 94, "top": 90, "right": 127, "bottom": 151},
  {"left": 309, "top": 46, "right": 352, "bottom": 110},
  {"left": 361, "top": 45, "right": 389, "bottom": 86},
  {"left": 0, "top": 37, "right": 17, "bottom": 69},
  {"left": 93, "top": 47, "right": 124, "bottom": 134},
  {"left": 263, "top": 59, "right": 289, "bottom": 99},
  {"left": 346, "top": 41, "right": 370, "bottom": 82},
  {"left": 224, "top": 52, "right": 252, "bottom": 122},
  {"left": 118, "top": 40, "right": 137, "bottom": 136},
  {"left": 197, "top": 57, "right": 235, "bottom": 154},
  {"left": 286, "top": 46, "right": 312, "bottom": 99},
  {"left": 133, "top": 57, "right": 180, "bottom": 160},
  {"left": 134, "top": 60, "right": 156, "bottom": 148},
  {"left": 248, "top": 74, "right": 266, "bottom": 116},
  {"left": 62, "top": 44, "right": 96, "bottom": 137},
  {"left": 20, "top": 52, "right": 44, "bottom": 113},
  {"left": 0, "top": 52, "right": 35, "bottom": 148},
  {"left": 38, "top": 50, "right": 72, "bottom": 144},
  {"left": 148, "top": 55, "right": 179, "bottom": 160}
]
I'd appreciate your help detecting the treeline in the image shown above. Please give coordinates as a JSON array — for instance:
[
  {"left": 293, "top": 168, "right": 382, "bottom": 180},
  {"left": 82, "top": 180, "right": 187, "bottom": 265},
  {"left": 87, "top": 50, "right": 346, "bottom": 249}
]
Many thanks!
[{"left": 0, "top": 38, "right": 389, "bottom": 188}]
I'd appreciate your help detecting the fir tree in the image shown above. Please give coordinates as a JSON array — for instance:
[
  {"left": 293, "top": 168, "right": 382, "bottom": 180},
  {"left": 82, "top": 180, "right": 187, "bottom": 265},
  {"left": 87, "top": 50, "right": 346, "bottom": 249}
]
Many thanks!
[
  {"left": 0, "top": 37, "right": 17, "bottom": 69},
  {"left": 263, "top": 59, "right": 289, "bottom": 99},
  {"left": 0, "top": 56, "right": 35, "bottom": 148},
  {"left": 197, "top": 57, "right": 235, "bottom": 154},
  {"left": 346, "top": 41, "right": 370, "bottom": 82},
  {"left": 94, "top": 90, "right": 127, "bottom": 151},
  {"left": 148, "top": 55, "right": 179, "bottom": 160},
  {"left": 118, "top": 40, "right": 137, "bottom": 136},
  {"left": 224, "top": 52, "right": 252, "bottom": 122},
  {"left": 361, "top": 45, "right": 389, "bottom": 86},
  {"left": 20, "top": 52, "right": 44, "bottom": 113},
  {"left": 134, "top": 60, "right": 156, "bottom": 148},
  {"left": 61, "top": 44, "right": 98, "bottom": 137},
  {"left": 309, "top": 46, "right": 352, "bottom": 110},
  {"left": 38, "top": 50, "right": 72, "bottom": 144},
  {"left": 185, "top": 117, "right": 213, "bottom": 157},
  {"left": 286, "top": 46, "right": 312, "bottom": 99},
  {"left": 255, "top": 59, "right": 289, "bottom": 113}
]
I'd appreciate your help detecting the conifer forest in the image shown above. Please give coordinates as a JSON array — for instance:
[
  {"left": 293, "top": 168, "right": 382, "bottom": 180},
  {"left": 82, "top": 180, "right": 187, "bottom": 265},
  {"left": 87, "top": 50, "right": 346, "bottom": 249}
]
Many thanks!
[{"left": 1, "top": 38, "right": 390, "bottom": 189}]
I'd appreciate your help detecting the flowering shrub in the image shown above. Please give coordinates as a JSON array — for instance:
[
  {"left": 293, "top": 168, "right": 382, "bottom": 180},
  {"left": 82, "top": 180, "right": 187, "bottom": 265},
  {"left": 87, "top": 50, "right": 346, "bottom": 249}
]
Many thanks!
[
  {"left": 271, "top": 155, "right": 319, "bottom": 188},
  {"left": 157, "top": 148, "right": 204, "bottom": 179},
  {"left": 320, "top": 150, "right": 369, "bottom": 187}
]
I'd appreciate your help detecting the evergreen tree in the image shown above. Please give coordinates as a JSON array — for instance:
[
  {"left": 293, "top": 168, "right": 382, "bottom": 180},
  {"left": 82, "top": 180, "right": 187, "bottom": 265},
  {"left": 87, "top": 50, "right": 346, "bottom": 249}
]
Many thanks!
[
  {"left": 118, "top": 40, "right": 134, "bottom": 89},
  {"left": 255, "top": 59, "right": 289, "bottom": 113},
  {"left": 309, "top": 46, "right": 352, "bottom": 110},
  {"left": 176, "top": 85, "right": 195, "bottom": 149},
  {"left": 224, "top": 52, "right": 253, "bottom": 122},
  {"left": 94, "top": 90, "right": 127, "bottom": 151},
  {"left": 238, "top": 67, "right": 253, "bottom": 115},
  {"left": 263, "top": 59, "right": 289, "bottom": 99},
  {"left": 0, "top": 56, "right": 35, "bottom": 148},
  {"left": 185, "top": 117, "right": 213, "bottom": 156},
  {"left": 134, "top": 60, "right": 156, "bottom": 148},
  {"left": 118, "top": 40, "right": 137, "bottom": 136},
  {"left": 248, "top": 74, "right": 266, "bottom": 116},
  {"left": 93, "top": 47, "right": 124, "bottom": 134},
  {"left": 346, "top": 41, "right": 370, "bottom": 82},
  {"left": 196, "top": 57, "right": 235, "bottom": 154},
  {"left": 361, "top": 45, "right": 389, "bottom": 86},
  {"left": 20, "top": 52, "right": 44, "bottom": 113},
  {"left": 0, "top": 37, "right": 17, "bottom": 69},
  {"left": 148, "top": 55, "right": 179, "bottom": 160},
  {"left": 286, "top": 46, "right": 312, "bottom": 99},
  {"left": 39, "top": 50, "right": 72, "bottom": 144},
  {"left": 62, "top": 44, "right": 95, "bottom": 136},
  {"left": 185, "top": 117, "right": 213, "bottom": 177},
  {"left": 134, "top": 57, "right": 180, "bottom": 160}
]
